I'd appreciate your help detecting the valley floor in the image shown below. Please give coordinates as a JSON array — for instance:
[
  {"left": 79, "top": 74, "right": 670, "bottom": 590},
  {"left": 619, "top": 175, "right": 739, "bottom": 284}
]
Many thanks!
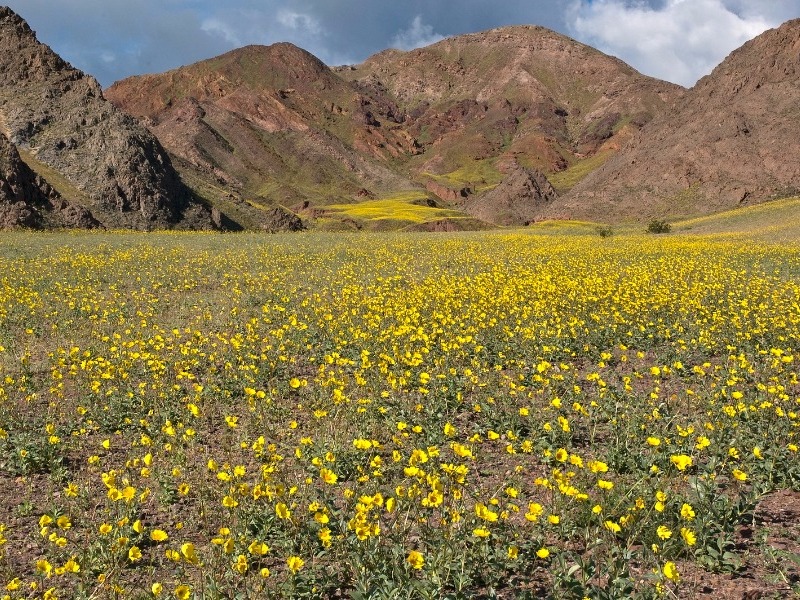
[{"left": 0, "top": 227, "right": 798, "bottom": 598}]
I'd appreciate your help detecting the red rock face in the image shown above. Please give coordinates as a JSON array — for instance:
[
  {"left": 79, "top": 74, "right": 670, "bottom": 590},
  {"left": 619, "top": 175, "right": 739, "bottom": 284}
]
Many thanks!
[{"left": 558, "top": 20, "right": 800, "bottom": 222}]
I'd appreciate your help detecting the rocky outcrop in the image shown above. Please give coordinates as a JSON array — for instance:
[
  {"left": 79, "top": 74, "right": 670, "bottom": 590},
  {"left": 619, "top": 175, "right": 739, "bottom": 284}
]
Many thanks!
[
  {"left": 425, "top": 180, "right": 472, "bottom": 203},
  {"left": 557, "top": 19, "right": 800, "bottom": 222},
  {"left": 261, "top": 206, "right": 304, "bottom": 233},
  {"left": 463, "top": 164, "right": 557, "bottom": 226},
  {"left": 0, "top": 7, "right": 212, "bottom": 229},
  {"left": 0, "top": 130, "right": 98, "bottom": 229},
  {"left": 1, "top": 131, "right": 47, "bottom": 228}
]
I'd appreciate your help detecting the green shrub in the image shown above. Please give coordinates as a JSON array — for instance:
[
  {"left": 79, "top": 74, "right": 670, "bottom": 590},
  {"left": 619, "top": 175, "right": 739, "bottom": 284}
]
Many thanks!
[
  {"left": 647, "top": 219, "right": 672, "bottom": 234},
  {"left": 595, "top": 226, "right": 614, "bottom": 238}
]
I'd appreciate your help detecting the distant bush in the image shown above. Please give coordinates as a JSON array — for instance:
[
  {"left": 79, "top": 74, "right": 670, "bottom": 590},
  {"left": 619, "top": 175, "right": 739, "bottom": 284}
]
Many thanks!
[
  {"left": 647, "top": 219, "right": 672, "bottom": 234},
  {"left": 595, "top": 226, "right": 614, "bottom": 238}
]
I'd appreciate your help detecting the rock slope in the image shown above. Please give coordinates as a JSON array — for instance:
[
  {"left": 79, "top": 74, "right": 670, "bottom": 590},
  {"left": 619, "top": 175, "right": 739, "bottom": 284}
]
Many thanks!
[
  {"left": 20, "top": 6, "right": 796, "bottom": 229},
  {"left": 0, "top": 130, "right": 52, "bottom": 228},
  {"left": 0, "top": 7, "right": 212, "bottom": 229},
  {"left": 557, "top": 19, "right": 800, "bottom": 221},
  {"left": 0, "top": 130, "right": 98, "bottom": 229}
]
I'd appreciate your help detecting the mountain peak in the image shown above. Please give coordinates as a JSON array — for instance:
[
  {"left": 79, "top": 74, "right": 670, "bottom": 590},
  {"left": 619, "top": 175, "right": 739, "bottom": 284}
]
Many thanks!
[
  {"left": 0, "top": 6, "right": 74, "bottom": 86},
  {"left": 0, "top": 6, "right": 212, "bottom": 229},
  {"left": 0, "top": 6, "right": 28, "bottom": 29},
  {"left": 556, "top": 18, "right": 800, "bottom": 222},
  {"left": 214, "top": 42, "right": 330, "bottom": 72},
  {"left": 693, "top": 18, "right": 800, "bottom": 96}
]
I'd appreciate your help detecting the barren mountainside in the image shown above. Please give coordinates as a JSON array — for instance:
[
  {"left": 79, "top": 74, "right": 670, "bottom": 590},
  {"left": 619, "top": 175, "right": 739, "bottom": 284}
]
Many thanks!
[
  {"left": 556, "top": 19, "right": 800, "bottom": 222},
  {"left": 106, "top": 43, "right": 422, "bottom": 229},
  {"left": 107, "top": 25, "right": 682, "bottom": 228},
  {"left": 344, "top": 26, "right": 681, "bottom": 178},
  {"left": 0, "top": 6, "right": 212, "bottom": 229},
  {"left": 1, "top": 129, "right": 103, "bottom": 229}
]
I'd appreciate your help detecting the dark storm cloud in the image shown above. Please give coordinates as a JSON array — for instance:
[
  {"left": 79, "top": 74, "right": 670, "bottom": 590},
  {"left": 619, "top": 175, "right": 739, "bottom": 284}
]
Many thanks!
[{"left": 4, "top": 0, "right": 233, "bottom": 85}]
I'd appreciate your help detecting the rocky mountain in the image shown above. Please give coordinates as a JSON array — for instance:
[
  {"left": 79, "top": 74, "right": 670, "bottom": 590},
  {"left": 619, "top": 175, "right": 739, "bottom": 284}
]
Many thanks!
[
  {"left": 7, "top": 4, "right": 796, "bottom": 230},
  {"left": 106, "top": 43, "right": 421, "bottom": 229},
  {"left": 343, "top": 26, "right": 681, "bottom": 187},
  {"left": 107, "top": 25, "right": 681, "bottom": 228},
  {"left": 556, "top": 19, "right": 800, "bottom": 222},
  {"left": 0, "top": 7, "right": 213, "bottom": 229},
  {"left": 0, "top": 130, "right": 96, "bottom": 229}
]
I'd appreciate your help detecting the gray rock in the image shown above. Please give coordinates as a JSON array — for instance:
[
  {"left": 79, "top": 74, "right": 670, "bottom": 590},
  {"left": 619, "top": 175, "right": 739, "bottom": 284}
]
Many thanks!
[
  {"left": 0, "top": 7, "right": 213, "bottom": 229},
  {"left": 463, "top": 164, "right": 558, "bottom": 226},
  {"left": 0, "top": 130, "right": 100, "bottom": 229}
]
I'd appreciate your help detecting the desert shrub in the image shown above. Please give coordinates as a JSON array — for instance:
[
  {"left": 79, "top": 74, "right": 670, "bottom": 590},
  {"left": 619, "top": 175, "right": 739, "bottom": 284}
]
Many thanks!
[
  {"left": 595, "top": 226, "right": 614, "bottom": 238},
  {"left": 647, "top": 219, "right": 672, "bottom": 234}
]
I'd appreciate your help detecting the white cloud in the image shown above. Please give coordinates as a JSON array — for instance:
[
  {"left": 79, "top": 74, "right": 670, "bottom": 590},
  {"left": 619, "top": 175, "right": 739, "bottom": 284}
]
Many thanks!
[
  {"left": 201, "top": 17, "right": 244, "bottom": 46},
  {"left": 390, "top": 15, "right": 445, "bottom": 51},
  {"left": 276, "top": 10, "right": 322, "bottom": 35},
  {"left": 569, "top": 0, "right": 776, "bottom": 86}
]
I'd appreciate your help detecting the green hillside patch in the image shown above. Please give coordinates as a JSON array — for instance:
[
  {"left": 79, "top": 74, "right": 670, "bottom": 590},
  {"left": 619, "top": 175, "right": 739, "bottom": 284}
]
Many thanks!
[
  {"left": 549, "top": 151, "right": 613, "bottom": 194},
  {"left": 674, "top": 196, "right": 800, "bottom": 240},
  {"left": 422, "top": 159, "right": 504, "bottom": 193},
  {"left": 527, "top": 219, "right": 611, "bottom": 236}
]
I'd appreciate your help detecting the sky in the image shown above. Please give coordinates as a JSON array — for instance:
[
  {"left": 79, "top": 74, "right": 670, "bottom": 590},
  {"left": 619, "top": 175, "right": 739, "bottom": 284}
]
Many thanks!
[{"left": 5, "top": 1, "right": 799, "bottom": 89}]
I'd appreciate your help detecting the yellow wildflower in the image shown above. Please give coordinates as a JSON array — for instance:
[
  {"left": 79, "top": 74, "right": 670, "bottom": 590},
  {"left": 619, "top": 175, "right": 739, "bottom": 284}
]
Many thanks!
[{"left": 407, "top": 550, "right": 424, "bottom": 570}]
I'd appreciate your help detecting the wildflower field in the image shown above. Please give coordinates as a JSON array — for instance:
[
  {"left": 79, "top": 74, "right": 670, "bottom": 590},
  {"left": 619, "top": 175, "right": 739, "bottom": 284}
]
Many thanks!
[{"left": 0, "top": 229, "right": 799, "bottom": 599}]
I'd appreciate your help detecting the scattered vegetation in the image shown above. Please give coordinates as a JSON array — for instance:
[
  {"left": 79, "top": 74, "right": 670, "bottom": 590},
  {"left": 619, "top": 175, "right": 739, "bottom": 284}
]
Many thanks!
[
  {"left": 528, "top": 220, "right": 611, "bottom": 236},
  {"left": 16, "top": 150, "right": 92, "bottom": 206},
  {"left": 595, "top": 225, "right": 614, "bottom": 238},
  {"left": 0, "top": 230, "right": 798, "bottom": 598},
  {"left": 422, "top": 160, "right": 504, "bottom": 193}
]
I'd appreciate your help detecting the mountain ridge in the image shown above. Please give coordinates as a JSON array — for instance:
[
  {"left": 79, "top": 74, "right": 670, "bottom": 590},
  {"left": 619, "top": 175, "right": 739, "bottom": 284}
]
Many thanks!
[
  {"left": 107, "top": 23, "right": 681, "bottom": 228},
  {"left": 553, "top": 18, "right": 800, "bottom": 221},
  {"left": 3, "top": 5, "right": 799, "bottom": 230},
  {"left": 0, "top": 6, "right": 214, "bottom": 230}
]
